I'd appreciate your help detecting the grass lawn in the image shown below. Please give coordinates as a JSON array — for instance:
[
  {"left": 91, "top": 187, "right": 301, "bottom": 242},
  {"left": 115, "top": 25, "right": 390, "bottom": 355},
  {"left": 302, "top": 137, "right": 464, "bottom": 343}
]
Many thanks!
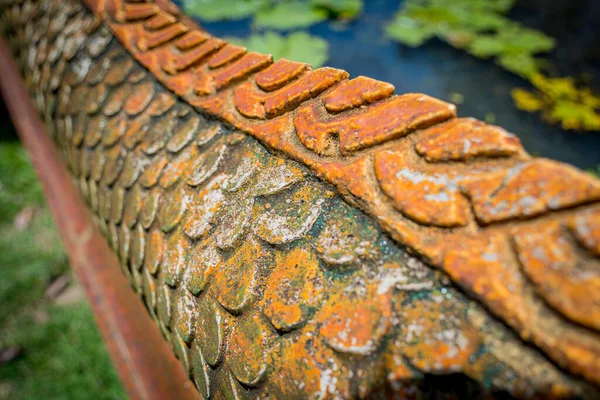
[{"left": 0, "top": 136, "right": 126, "bottom": 399}]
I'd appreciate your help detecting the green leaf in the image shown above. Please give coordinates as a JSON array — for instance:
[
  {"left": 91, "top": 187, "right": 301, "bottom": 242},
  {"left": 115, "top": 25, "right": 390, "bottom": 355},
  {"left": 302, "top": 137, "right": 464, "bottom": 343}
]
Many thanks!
[
  {"left": 551, "top": 99, "right": 600, "bottom": 131},
  {"left": 468, "top": 35, "right": 506, "bottom": 58},
  {"left": 228, "top": 31, "right": 329, "bottom": 67},
  {"left": 385, "top": 16, "right": 436, "bottom": 47},
  {"left": 503, "top": 27, "right": 554, "bottom": 54},
  {"left": 254, "top": 1, "right": 328, "bottom": 30},
  {"left": 497, "top": 53, "right": 540, "bottom": 78},
  {"left": 311, "top": 0, "right": 363, "bottom": 19},
  {"left": 184, "top": 0, "right": 270, "bottom": 21}
]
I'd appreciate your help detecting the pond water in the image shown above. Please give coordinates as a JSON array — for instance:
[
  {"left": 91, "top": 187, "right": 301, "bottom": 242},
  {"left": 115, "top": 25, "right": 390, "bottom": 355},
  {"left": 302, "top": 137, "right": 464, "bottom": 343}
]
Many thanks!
[{"left": 179, "top": 0, "right": 600, "bottom": 170}]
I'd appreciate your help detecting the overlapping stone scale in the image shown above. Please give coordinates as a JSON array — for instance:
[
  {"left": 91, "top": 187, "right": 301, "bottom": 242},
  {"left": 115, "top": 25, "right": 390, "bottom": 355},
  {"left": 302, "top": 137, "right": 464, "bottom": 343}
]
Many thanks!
[
  {"left": 166, "top": 115, "right": 199, "bottom": 153},
  {"left": 129, "top": 223, "right": 145, "bottom": 271},
  {"left": 118, "top": 223, "right": 131, "bottom": 268},
  {"left": 162, "top": 229, "right": 189, "bottom": 287},
  {"left": 186, "top": 141, "right": 227, "bottom": 187},
  {"left": 109, "top": 185, "right": 125, "bottom": 224},
  {"left": 265, "top": 328, "right": 351, "bottom": 399},
  {"left": 143, "top": 229, "right": 164, "bottom": 275},
  {"left": 249, "top": 162, "right": 303, "bottom": 197},
  {"left": 139, "top": 115, "right": 176, "bottom": 155},
  {"left": 184, "top": 241, "right": 221, "bottom": 296},
  {"left": 89, "top": 145, "right": 106, "bottom": 182},
  {"left": 213, "top": 195, "right": 254, "bottom": 251},
  {"left": 156, "top": 282, "right": 173, "bottom": 329},
  {"left": 315, "top": 201, "right": 379, "bottom": 266},
  {"left": 83, "top": 115, "right": 106, "bottom": 148},
  {"left": 183, "top": 177, "right": 226, "bottom": 240},
  {"left": 253, "top": 181, "right": 326, "bottom": 245},
  {"left": 195, "top": 296, "right": 228, "bottom": 367},
  {"left": 159, "top": 146, "right": 198, "bottom": 189},
  {"left": 211, "top": 237, "right": 267, "bottom": 313},
  {"left": 227, "top": 311, "right": 277, "bottom": 386},
  {"left": 139, "top": 154, "right": 168, "bottom": 189},
  {"left": 174, "top": 288, "right": 196, "bottom": 344},
  {"left": 190, "top": 340, "right": 211, "bottom": 399},
  {"left": 261, "top": 246, "right": 324, "bottom": 331},
  {"left": 317, "top": 278, "right": 392, "bottom": 356},
  {"left": 102, "top": 145, "right": 125, "bottom": 185},
  {"left": 118, "top": 151, "right": 145, "bottom": 188},
  {"left": 157, "top": 183, "right": 187, "bottom": 232},
  {"left": 220, "top": 141, "right": 265, "bottom": 192},
  {"left": 139, "top": 188, "right": 160, "bottom": 229},
  {"left": 171, "top": 329, "right": 190, "bottom": 373}
]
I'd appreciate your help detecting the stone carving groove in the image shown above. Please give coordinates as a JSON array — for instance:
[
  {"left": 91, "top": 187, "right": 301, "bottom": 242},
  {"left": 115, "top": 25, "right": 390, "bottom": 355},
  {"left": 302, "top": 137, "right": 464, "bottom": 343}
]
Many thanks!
[{"left": 1, "top": 0, "right": 599, "bottom": 398}]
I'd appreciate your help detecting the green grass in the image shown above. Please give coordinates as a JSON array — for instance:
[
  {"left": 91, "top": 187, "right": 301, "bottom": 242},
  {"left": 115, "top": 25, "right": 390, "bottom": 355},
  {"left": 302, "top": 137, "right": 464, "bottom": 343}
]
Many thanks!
[{"left": 0, "top": 141, "right": 126, "bottom": 400}]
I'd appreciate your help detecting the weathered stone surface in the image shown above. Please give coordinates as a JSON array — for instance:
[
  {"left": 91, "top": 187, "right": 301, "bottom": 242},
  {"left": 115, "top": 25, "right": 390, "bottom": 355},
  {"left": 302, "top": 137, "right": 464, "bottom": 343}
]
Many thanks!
[
  {"left": 261, "top": 247, "right": 324, "bottom": 331},
  {"left": 5, "top": 0, "right": 600, "bottom": 397}
]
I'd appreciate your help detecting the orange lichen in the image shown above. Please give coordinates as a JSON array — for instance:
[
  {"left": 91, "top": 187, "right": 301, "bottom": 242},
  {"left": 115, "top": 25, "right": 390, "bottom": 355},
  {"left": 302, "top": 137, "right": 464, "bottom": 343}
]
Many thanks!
[
  {"left": 513, "top": 220, "right": 600, "bottom": 330},
  {"left": 295, "top": 94, "right": 455, "bottom": 155},
  {"left": 234, "top": 67, "right": 347, "bottom": 119},
  {"left": 323, "top": 75, "right": 395, "bottom": 113},
  {"left": 261, "top": 247, "right": 324, "bottom": 331},
  {"left": 255, "top": 58, "right": 309, "bottom": 92},
  {"left": 415, "top": 117, "right": 523, "bottom": 161},
  {"left": 207, "top": 44, "right": 246, "bottom": 69},
  {"left": 318, "top": 282, "right": 392, "bottom": 355}
]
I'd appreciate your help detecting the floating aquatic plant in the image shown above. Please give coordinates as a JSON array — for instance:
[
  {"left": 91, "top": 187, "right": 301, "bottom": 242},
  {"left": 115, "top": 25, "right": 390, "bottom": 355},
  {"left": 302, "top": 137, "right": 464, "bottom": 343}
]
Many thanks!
[
  {"left": 513, "top": 75, "right": 600, "bottom": 131},
  {"left": 227, "top": 31, "right": 329, "bottom": 67},
  {"left": 385, "top": 0, "right": 600, "bottom": 131},
  {"left": 311, "top": 0, "right": 363, "bottom": 20},
  {"left": 184, "top": 0, "right": 270, "bottom": 22},
  {"left": 185, "top": 0, "right": 363, "bottom": 24},
  {"left": 184, "top": 0, "right": 357, "bottom": 69},
  {"left": 253, "top": 1, "right": 328, "bottom": 30}
]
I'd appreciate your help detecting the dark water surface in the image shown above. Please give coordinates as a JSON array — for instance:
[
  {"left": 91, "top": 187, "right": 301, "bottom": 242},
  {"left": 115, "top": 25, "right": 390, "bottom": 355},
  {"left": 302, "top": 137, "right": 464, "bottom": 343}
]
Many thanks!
[{"left": 180, "top": 0, "right": 600, "bottom": 169}]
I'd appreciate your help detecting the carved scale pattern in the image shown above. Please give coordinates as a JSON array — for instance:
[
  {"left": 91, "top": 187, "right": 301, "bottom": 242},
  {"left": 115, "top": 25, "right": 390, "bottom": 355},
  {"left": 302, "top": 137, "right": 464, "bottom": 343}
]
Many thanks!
[
  {"left": 0, "top": 0, "right": 599, "bottom": 398},
  {"left": 80, "top": 0, "right": 600, "bottom": 386}
]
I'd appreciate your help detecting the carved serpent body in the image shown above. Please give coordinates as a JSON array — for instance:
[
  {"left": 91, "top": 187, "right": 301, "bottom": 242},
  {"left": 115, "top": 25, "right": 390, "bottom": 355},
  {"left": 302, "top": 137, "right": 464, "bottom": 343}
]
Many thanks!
[{"left": 1, "top": 0, "right": 599, "bottom": 398}]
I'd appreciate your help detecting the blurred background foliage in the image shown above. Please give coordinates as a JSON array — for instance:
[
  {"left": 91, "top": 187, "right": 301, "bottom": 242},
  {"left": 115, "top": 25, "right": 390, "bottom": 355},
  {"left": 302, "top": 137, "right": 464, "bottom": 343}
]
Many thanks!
[
  {"left": 0, "top": 104, "right": 125, "bottom": 400},
  {"left": 184, "top": 0, "right": 364, "bottom": 66},
  {"left": 184, "top": 0, "right": 600, "bottom": 132},
  {"left": 385, "top": 0, "right": 600, "bottom": 130}
]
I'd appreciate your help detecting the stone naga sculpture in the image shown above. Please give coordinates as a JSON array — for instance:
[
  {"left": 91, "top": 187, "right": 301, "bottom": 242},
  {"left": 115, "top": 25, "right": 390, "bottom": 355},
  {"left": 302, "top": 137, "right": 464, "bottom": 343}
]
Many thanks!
[{"left": 1, "top": 0, "right": 599, "bottom": 398}]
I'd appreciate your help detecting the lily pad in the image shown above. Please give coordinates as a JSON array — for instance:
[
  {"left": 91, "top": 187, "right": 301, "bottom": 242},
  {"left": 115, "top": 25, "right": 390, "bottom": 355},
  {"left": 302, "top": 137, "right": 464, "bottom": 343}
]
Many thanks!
[
  {"left": 311, "top": 0, "right": 363, "bottom": 20},
  {"left": 184, "top": 0, "right": 270, "bottom": 21},
  {"left": 228, "top": 31, "right": 329, "bottom": 67},
  {"left": 385, "top": 16, "right": 436, "bottom": 47},
  {"left": 254, "top": 1, "right": 328, "bottom": 30}
]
